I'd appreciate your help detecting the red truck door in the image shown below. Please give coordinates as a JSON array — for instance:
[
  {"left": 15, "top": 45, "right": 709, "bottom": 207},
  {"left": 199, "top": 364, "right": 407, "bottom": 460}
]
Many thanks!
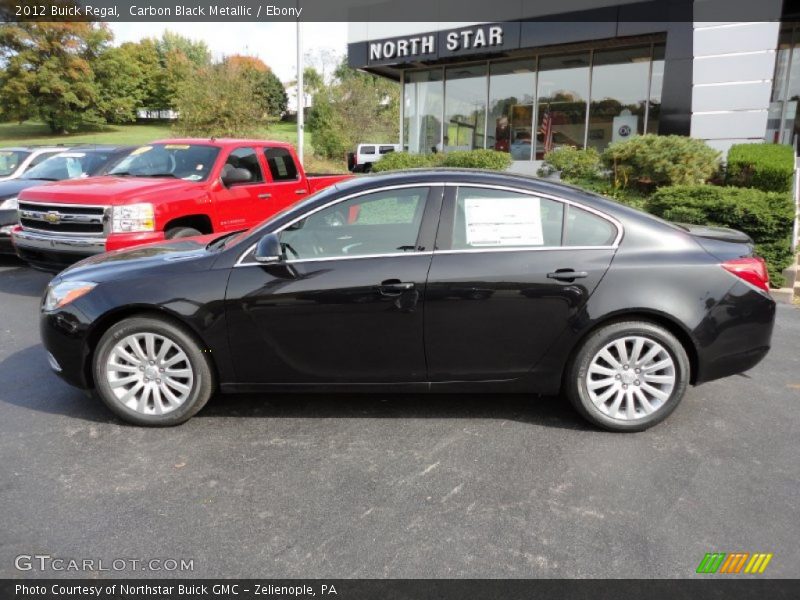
[
  {"left": 214, "top": 147, "right": 272, "bottom": 230},
  {"left": 260, "top": 146, "right": 310, "bottom": 213}
]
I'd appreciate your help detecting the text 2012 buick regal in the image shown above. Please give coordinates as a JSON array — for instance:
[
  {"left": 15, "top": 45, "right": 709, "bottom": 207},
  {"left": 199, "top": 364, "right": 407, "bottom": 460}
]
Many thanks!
[{"left": 40, "top": 170, "right": 775, "bottom": 431}]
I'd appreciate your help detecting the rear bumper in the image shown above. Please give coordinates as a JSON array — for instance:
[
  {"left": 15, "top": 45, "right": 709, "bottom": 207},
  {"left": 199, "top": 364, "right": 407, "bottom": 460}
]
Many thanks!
[{"left": 693, "top": 282, "right": 776, "bottom": 385}]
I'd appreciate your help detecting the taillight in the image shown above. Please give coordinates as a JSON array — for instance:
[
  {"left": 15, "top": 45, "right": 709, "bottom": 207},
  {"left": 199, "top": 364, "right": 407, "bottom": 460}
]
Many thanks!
[{"left": 721, "top": 257, "right": 770, "bottom": 292}]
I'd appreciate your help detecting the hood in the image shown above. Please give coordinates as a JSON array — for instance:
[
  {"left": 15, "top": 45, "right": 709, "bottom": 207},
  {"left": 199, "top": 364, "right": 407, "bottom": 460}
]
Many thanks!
[
  {"left": 18, "top": 176, "right": 204, "bottom": 205},
  {"left": 62, "top": 234, "right": 220, "bottom": 282},
  {"left": 0, "top": 178, "right": 52, "bottom": 200}
]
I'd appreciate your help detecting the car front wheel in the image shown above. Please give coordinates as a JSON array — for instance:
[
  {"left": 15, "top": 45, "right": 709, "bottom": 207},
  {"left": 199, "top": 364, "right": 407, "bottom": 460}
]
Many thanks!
[
  {"left": 93, "top": 316, "right": 214, "bottom": 426},
  {"left": 566, "top": 321, "right": 690, "bottom": 432}
]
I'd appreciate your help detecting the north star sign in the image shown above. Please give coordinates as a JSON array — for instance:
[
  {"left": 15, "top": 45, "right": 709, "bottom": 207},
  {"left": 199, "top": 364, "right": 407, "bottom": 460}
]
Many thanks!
[{"left": 368, "top": 25, "right": 505, "bottom": 62}]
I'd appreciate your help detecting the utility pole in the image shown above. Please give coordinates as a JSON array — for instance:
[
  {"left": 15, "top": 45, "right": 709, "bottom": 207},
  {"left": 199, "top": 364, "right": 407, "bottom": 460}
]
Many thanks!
[{"left": 296, "top": 19, "right": 304, "bottom": 166}]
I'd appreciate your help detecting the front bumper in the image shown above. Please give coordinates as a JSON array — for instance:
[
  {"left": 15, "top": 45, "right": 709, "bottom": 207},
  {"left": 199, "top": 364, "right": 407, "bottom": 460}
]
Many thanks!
[
  {"left": 0, "top": 225, "right": 14, "bottom": 254},
  {"left": 13, "top": 228, "right": 106, "bottom": 270}
]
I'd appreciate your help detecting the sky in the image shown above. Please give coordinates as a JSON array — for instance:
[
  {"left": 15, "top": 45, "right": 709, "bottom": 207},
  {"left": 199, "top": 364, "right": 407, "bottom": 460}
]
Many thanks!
[{"left": 108, "top": 22, "right": 349, "bottom": 83}]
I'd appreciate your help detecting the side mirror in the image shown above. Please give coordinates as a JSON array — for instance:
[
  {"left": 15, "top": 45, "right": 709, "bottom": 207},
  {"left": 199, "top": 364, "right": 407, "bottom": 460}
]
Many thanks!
[
  {"left": 221, "top": 167, "right": 252, "bottom": 187},
  {"left": 254, "top": 233, "right": 283, "bottom": 264}
]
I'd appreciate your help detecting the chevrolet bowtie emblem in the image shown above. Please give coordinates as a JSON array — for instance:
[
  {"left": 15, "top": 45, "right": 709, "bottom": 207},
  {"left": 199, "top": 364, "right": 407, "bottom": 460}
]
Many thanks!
[{"left": 44, "top": 211, "right": 61, "bottom": 224}]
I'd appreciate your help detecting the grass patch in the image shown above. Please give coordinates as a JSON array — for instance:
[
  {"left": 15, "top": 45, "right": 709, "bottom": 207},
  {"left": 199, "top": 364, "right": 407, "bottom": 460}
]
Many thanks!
[{"left": 0, "top": 120, "right": 348, "bottom": 172}]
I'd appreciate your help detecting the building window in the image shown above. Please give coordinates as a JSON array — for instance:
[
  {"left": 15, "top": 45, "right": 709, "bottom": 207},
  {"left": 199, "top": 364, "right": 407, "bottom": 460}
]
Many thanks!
[
  {"left": 536, "top": 53, "right": 591, "bottom": 158},
  {"left": 400, "top": 42, "right": 665, "bottom": 160},
  {"left": 444, "top": 64, "right": 488, "bottom": 152},
  {"left": 489, "top": 60, "right": 536, "bottom": 160},
  {"left": 587, "top": 46, "right": 652, "bottom": 152},
  {"left": 404, "top": 69, "right": 443, "bottom": 154},
  {"left": 767, "top": 25, "right": 800, "bottom": 145}
]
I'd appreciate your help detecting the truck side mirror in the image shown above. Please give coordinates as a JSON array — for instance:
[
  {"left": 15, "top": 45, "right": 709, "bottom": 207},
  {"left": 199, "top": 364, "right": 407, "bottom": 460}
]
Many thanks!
[
  {"left": 254, "top": 233, "right": 283, "bottom": 264},
  {"left": 221, "top": 167, "right": 252, "bottom": 187}
]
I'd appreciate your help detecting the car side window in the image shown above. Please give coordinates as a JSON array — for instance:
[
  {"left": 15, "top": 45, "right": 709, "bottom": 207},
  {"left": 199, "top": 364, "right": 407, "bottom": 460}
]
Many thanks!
[
  {"left": 225, "top": 148, "right": 263, "bottom": 184},
  {"left": 279, "top": 187, "right": 429, "bottom": 260},
  {"left": 451, "top": 187, "right": 564, "bottom": 249},
  {"left": 361, "top": 146, "right": 376, "bottom": 155},
  {"left": 379, "top": 146, "right": 395, "bottom": 155},
  {"left": 564, "top": 206, "right": 617, "bottom": 246},
  {"left": 263, "top": 147, "right": 299, "bottom": 181}
]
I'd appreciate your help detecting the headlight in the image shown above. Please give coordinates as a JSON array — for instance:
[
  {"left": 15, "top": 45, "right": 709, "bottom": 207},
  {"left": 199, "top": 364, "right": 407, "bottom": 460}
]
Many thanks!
[
  {"left": 112, "top": 203, "right": 154, "bottom": 233},
  {"left": 44, "top": 280, "right": 97, "bottom": 311},
  {"left": 0, "top": 196, "right": 18, "bottom": 210}
]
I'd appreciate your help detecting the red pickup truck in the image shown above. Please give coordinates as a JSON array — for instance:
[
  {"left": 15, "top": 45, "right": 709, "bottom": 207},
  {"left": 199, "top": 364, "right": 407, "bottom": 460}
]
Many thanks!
[{"left": 12, "top": 139, "right": 351, "bottom": 270}]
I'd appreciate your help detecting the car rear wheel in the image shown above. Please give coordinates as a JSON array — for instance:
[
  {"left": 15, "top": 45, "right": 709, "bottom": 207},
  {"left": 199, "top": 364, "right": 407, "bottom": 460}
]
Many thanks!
[
  {"left": 93, "top": 316, "right": 214, "bottom": 426},
  {"left": 565, "top": 321, "right": 690, "bottom": 432}
]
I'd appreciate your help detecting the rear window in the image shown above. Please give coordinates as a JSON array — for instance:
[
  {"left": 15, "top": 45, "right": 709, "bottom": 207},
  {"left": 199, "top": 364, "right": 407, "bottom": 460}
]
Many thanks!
[{"left": 263, "top": 147, "right": 298, "bottom": 181}]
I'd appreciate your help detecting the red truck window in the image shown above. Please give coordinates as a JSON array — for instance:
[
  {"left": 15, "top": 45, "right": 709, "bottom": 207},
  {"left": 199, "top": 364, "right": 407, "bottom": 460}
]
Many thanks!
[
  {"left": 263, "top": 147, "right": 298, "bottom": 181},
  {"left": 225, "top": 148, "right": 264, "bottom": 183}
]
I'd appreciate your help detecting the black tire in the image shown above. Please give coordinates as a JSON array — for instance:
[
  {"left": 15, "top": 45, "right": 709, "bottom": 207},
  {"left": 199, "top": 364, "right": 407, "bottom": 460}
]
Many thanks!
[
  {"left": 92, "top": 316, "right": 215, "bottom": 426},
  {"left": 565, "top": 320, "right": 690, "bottom": 432},
  {"left": 166, "top": 227, "right": 202, "bottom": 239}
]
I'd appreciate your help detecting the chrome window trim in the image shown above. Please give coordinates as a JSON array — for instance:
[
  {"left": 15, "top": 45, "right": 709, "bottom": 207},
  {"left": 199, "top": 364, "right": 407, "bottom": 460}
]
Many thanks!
[
  {"left": 443, "top": 182, "right": 623, "bottom": 249},
  {"left": 235, "top": 181, "right": 623, "bottom": 267},
  {"left": 235, "top": 183, "right": 436, "bottom": 267}
]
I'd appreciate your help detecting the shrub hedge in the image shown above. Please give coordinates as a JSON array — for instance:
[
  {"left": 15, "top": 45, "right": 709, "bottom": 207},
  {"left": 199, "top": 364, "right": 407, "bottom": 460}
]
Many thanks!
[
  {"left": 602, "top": 135, "right": 721, "bottom": 188},
  {"left": 539, "top": 146, "right": 601, "bottom": 179},
  {"left": 725, "top": 143, "right": 795, "bottom": 193},
  {"left": 646, "top": 185, "right": 795, "bottom": 287},
  {"left": 371, "top": 149, "right": 511, "bottom": 172}
]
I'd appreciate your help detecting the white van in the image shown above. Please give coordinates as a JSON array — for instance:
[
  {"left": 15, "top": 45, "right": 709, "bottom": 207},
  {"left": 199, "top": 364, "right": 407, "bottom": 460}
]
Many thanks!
[{"left": 347, "top": 143, "right": 401, "bottom": 172}]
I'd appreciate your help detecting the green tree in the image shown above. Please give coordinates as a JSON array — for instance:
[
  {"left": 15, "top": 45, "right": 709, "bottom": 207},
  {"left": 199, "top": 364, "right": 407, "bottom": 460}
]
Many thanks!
[
  {"left": 0, "top": 22, "right": 111, "bottom": 132},
  {"left": 94, "top": 45, "right": 146, "bottom": 124},
  {"left": 309, "top": 59, "right": 399, "bottom": 159},
  {"left": 174, "top": 62, "right": 266, "bottom": 138},
  {"left": 225, "top": 55, "right": 288, "bottom": 119},
  {"left": 155, "top": 30, "right": 210, "bottom": 68}
]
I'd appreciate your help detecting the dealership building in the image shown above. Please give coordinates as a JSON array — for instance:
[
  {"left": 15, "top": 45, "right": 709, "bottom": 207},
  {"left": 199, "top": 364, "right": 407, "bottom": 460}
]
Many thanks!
[{"left": 347, "top": 0, "right": 800, "bottom": 171}]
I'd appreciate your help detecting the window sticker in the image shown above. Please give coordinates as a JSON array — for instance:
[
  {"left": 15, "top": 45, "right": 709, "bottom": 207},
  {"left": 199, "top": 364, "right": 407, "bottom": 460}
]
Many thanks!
[
  {"left": 57, "top": 152, "right": 86, "bottom": 158},
  {"left": 164, "top": 144, "right": 191, "bottom": 150},
  {"left": 130, "top": 146, "right": 153, "bottom": 156},
  {"left": 464, "top": 196, "right": 543, "bottom": 247}
]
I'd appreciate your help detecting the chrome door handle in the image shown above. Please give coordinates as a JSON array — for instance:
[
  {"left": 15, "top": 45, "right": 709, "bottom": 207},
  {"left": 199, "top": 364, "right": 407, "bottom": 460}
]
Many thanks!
[
  {"left": 258, "top": 193, "right": 271, "bottom": 199},
  {"left": 295, "top": 189, "right": 308, "bottom": 195},
  {"left": 547, "top": 269, "right": 589, "bottom": 281},
  {"left": 377, "top": 280, "right": 415, "bottom": 296}
]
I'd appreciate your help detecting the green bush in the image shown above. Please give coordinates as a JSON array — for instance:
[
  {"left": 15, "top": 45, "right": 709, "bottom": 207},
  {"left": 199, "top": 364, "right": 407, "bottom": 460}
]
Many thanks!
[
  {"left": 441, "top": 149, "right": 512, "bottom": 170},
  {"left": 562, "top": 176, "right": 649, "bottom": 210},
  {"left": 371, "top": 151, "right": 443, "bottom": 172},
  {"left": 372, "top": 149, "right": 511, "bottom": 173},
  {"left": 540, "top": 146, "right": 601, "bottom": 179},
  {"left": 602, "top": 135, "right": 721, "bottom": 188},
  {"left": 646, "top": 185, "right": 795, "bottom": 286},
  {"left": 725, "top": 143, "right": 795, "bottom": 193}
]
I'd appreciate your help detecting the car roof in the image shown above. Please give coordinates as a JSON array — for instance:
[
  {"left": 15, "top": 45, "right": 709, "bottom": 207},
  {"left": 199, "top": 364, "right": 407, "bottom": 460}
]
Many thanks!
[
  {"left": 1, "top": 145, "right": 70, "bottom": 152},
  {"left": 151, "top": 138, "right": 295, "bottom": 149},
  {"left": 63, "top": 144, "right": 136, "bottom": 153}
]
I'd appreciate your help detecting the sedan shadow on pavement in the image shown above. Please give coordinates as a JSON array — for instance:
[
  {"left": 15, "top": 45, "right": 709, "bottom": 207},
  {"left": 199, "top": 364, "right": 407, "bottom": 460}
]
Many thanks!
[
  {"left": 0, "top": 344, "right": 593, "bottom": 431},
  {"left": 0, "top": 256, "right": 52, "bottom": 298}
]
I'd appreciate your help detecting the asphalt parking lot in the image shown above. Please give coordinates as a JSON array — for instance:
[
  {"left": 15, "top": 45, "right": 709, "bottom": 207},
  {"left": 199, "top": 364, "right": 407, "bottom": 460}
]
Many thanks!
[{"left": 0, "top": 254, "right": 798, "bottom": 579}]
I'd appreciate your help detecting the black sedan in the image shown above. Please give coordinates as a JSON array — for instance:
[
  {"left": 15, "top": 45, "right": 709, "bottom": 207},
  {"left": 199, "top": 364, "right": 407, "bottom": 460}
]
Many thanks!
[
  {"left": 39, "top": 170, "right": 776, "bottom": 431},
  {"left": 0, "top": 145, "right": 134, "bottom": 254}
]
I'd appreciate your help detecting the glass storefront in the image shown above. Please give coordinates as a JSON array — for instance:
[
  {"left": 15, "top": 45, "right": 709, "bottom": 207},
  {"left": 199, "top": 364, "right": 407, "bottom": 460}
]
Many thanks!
[
  {"left": 767, "top": 25, "right": 800, "bottom": 145},
  {"left": 403, "top": 70, "right": 444, "bottom": 154},
  {"left": 443, "top": 64, "right": 487, "bottom": 152},
  {"left": 401, "top": 42, "right": 665, "bottom": 160}
]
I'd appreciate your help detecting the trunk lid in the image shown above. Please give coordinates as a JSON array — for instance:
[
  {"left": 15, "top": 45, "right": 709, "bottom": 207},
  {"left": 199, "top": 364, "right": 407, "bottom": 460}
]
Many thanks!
[{"left": 677, "top": 223, "right": 755, "bottom": 261}]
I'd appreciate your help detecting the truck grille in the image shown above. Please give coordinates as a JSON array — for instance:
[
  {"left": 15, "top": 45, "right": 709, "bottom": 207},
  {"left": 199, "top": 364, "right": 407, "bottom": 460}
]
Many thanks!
[{"left": 19, "top": 202, "right": 108, "bottom": 236}]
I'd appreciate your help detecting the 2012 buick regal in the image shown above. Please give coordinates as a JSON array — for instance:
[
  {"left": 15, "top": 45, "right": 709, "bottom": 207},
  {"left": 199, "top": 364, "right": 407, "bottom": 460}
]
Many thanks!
[{"left": 40, "top": 170, "right": 776, "bottom": 431}]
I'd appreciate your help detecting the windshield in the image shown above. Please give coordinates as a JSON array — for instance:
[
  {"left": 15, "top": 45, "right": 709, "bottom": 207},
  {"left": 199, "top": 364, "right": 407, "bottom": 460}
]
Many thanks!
[
  {"left": 0, "top": 150, "right": 30, "bottom": 177},
  {"left": 23, "top": 151, "right": 112, "bottom": 181},
  {"left": 109, "top": 144, "right": 220, "bottom": 181}
]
